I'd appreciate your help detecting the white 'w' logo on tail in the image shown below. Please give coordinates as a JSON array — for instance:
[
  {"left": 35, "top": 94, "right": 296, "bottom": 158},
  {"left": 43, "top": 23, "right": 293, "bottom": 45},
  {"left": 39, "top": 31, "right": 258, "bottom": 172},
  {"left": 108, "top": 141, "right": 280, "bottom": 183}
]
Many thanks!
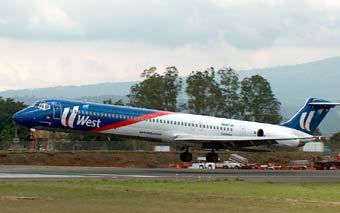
[{"left": 299, "top": 111, "right": 315, "bottom": 132}]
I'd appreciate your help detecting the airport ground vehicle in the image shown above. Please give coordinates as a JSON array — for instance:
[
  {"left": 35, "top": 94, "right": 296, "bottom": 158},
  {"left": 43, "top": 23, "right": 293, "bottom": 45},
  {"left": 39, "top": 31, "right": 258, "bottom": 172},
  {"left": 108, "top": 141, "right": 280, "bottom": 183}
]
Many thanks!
[
  {"left": 189, "top": 162, "right": 215, "bottom": 169},
  {"left": 222, "top": 154, "right": 248, "bottom": 169},
  {"left": 222, "top": 160, "right": 241, "bottom": 169},
  {"left": 313, "top": 154, "right": 340, "bottom": 170},
  {"left": 314, "top": 161, "right": 340, "bottom": 170},
  {"left": 287, "top": 160, "right": 309, "bottom": 170}
]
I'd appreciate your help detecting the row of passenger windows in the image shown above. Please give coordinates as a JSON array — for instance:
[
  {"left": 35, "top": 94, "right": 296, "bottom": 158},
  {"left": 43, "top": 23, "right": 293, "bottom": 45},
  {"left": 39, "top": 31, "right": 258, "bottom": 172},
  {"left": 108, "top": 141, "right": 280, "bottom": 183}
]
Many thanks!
[{"left": 77, "top": 110, "right": 233, "bottom": 131}]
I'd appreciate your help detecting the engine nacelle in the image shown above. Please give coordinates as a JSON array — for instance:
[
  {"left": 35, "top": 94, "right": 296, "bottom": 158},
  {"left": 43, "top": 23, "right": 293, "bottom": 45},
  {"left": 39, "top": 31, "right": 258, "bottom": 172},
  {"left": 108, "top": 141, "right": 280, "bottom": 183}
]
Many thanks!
[{"left": 257, "top": 129, "right": 264, "bottom": 137}]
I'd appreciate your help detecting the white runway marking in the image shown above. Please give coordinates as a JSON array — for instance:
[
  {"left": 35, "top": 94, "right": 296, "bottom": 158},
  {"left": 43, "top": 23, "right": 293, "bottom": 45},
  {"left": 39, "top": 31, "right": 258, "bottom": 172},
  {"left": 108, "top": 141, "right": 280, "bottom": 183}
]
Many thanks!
[
  {"left": 0, "top": 173, "right": 87, "bottom": 179},
  {"left": 87, "top": 174, "right": 166, "bottom": 178},
  {"left": 0, "top": 173, "right": 166, "bottom": 179}
]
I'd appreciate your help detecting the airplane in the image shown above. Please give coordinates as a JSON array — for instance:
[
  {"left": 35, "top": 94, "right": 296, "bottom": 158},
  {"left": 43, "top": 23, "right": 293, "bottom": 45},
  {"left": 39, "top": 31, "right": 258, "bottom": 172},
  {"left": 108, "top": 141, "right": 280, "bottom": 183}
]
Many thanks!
[{"left": 13, "top": 98, "right": 340, "bottom": 162}]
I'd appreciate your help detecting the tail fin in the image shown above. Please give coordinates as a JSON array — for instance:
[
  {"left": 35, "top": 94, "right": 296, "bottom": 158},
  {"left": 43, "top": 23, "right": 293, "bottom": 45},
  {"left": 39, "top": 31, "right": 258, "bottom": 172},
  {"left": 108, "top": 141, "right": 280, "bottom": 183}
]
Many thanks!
[{"left": 281, "top": 98, "right": 339, "bottom": 134}]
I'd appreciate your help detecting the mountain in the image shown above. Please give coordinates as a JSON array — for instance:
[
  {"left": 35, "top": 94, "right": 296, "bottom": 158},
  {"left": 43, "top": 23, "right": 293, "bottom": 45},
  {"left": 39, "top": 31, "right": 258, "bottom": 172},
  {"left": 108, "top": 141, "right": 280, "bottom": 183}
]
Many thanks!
[
  {"left": 0, "top": 81, "right": 136, "bottom": 100},
  {"left": 238, "top": 56, "right": 340, "bottom": 105},
  {"left": 1, "top": 56, "right": 340, "bottom": 134}
]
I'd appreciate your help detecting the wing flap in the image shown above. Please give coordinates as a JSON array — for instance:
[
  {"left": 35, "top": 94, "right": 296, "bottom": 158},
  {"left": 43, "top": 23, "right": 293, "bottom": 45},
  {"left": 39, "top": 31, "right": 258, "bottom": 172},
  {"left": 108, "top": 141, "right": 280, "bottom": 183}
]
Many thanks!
[{"left": 174, "top": 135, "right": 315, "bottom": 142}]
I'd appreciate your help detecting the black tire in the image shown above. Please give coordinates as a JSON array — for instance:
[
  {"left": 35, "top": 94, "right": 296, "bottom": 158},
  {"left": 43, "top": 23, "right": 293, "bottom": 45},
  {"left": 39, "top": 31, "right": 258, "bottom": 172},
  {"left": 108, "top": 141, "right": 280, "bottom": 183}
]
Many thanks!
[
  {"left": 211, "top": 153, "right": 218, "bottom": 162},
  {"left": 180, "top": 152, "right": 193, "bottom": 162},
  {"left": 223, "top": 166, "right": 229, "bottom": 169},
  {"left": 233, "top": 166, "right": 239, "bottom": 169},
  {"left": 206, "top": 153, "right": 212, "bottom": 162},
  {"left": 206, "top": 153, "right": 219, "bottom": 162}
]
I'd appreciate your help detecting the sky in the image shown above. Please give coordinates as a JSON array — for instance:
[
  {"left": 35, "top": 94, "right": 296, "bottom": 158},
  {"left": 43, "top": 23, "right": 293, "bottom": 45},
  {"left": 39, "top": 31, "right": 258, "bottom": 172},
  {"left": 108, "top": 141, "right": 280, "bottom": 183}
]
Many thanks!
[{"left": 1, "top": 0, "right": 340, "bottom": 91}]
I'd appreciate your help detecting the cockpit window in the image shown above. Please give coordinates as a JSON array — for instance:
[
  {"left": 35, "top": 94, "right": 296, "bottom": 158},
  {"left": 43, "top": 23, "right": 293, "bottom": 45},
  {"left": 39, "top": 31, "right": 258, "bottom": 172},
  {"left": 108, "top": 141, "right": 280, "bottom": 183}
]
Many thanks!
[
  {"left": 34, "top": 101, "right": 51, "bottom": 110},
  {"left": 40, "top": 103, "right": 50, "bottom": 110},
  {"left": 34, "top": 101, "right": 41, "bottom": 107}
]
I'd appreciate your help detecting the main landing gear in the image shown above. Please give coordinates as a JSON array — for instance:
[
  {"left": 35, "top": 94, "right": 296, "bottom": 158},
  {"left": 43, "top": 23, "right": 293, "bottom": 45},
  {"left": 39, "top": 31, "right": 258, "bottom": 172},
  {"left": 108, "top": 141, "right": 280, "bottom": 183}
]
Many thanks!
[
  {"left": 206, "top": 150, "right": 219, "bottom": 162},
  {"left": 179, "top": 148, "right": 219, "bottom": 163},
  {"left": 180, "top": 147, "right": 193, "bottom": 162}
]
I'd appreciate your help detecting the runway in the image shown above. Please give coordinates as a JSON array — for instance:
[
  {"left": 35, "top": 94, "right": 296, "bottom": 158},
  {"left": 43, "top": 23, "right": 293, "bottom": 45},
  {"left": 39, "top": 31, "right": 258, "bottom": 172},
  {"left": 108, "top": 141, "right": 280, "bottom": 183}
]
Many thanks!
[{"left": 0, "top": 165, "right": 339, "bottom": 182}]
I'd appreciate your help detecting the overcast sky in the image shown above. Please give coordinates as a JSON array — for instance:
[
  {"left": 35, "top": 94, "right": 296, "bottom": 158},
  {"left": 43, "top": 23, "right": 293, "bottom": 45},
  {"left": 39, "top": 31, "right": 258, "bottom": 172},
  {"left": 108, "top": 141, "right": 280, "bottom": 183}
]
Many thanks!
[{"left": 1, "top": 0, "right": 340, "bottom": 91}]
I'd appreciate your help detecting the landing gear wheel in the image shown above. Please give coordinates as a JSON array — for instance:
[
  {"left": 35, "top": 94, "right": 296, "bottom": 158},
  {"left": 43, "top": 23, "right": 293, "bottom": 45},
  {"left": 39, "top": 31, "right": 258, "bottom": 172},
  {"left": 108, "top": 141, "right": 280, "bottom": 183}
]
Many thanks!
[
  {"left": 206, "top": 153, "right": 219, "bottom": 162},
  {"left": 180, "top": 152, "right": 193, "bottom": 162}
]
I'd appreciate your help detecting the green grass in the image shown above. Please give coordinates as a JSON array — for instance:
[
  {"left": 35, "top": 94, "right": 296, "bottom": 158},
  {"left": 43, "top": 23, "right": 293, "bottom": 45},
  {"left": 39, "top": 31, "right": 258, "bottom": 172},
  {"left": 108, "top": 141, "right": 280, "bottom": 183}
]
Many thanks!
[{"left": 0, "top": 179, "right": 340, "bottom": 213}]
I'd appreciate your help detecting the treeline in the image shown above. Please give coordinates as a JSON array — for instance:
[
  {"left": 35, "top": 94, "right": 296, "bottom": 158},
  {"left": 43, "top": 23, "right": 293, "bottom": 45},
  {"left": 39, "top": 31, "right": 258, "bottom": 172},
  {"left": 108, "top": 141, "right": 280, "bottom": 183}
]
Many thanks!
[
  {"left": 0, "top": 97, "right": 29, "bottom": 148},
  {"left": 128, "top": 66, "right": 281, "bottom": 124}
]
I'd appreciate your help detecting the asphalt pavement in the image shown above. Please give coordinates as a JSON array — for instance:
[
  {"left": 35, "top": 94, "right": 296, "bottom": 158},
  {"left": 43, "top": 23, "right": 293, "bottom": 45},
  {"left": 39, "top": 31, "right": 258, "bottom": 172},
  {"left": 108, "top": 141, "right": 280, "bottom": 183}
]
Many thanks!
[{"left": 0, "top": 165, "right": 340, "bottom": 182}]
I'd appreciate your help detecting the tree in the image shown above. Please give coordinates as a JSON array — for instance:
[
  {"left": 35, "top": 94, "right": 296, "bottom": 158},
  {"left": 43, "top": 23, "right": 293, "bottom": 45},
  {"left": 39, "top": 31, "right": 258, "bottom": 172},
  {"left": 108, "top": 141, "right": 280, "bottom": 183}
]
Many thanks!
[
  {"left": 162, "top": 66, "right": 182, "bottom": 111},
  {"left": 103, "top": 98, "right": 125, "bottom": 106},
  {"left": 113, "top": 99, "right": 125, "bottom": 106},
  {"left": 186, "top": 68, "right": 222, "bottom": 116},
  {"left": 217, "top": 67, "right": 240, "bottom": 118},
  {"left": 0, "top": 97, "right": 29, "bottom": 149},
  {"left": 239, "top": 75, "right": 281, "bottom": 124},
  {"left": 128, "top": 67, "right": 162, "bottom": 109},
  {"left": 128, "top": 66, "right": 182, "bottom": 111},
  {"left": 328, "top": 132, "right": 340, "bottom": 150}
]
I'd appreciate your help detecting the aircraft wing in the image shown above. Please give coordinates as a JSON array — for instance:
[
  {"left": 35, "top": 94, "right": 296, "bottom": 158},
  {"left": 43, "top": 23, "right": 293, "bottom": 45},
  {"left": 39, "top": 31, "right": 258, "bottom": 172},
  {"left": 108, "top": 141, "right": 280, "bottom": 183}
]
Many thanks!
[{"left": 174, "top": 135, "right": 316, "bottom": 143}]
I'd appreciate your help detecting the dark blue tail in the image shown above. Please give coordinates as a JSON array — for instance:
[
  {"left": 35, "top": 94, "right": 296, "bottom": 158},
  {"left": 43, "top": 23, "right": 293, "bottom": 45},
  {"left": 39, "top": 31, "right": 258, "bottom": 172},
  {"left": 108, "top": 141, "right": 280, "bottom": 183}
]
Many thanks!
[{"left": 281, "top": 98, "right": 338, "bottom": 134}]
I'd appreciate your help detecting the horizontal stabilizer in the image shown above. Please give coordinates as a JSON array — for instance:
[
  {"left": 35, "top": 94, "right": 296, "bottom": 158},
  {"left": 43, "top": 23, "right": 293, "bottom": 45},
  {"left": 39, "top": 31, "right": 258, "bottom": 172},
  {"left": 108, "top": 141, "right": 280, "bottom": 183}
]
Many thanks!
[{"left": 308, "top": 102, "right": 340, "bottom": 106}]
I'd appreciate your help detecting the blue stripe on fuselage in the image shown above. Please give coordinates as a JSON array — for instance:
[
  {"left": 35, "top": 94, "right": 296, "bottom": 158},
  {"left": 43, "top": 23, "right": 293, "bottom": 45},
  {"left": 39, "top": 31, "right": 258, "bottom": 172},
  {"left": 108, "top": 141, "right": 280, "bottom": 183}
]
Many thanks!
[{"left": 42, "top": 99, "right": 160, "bottom": 131}]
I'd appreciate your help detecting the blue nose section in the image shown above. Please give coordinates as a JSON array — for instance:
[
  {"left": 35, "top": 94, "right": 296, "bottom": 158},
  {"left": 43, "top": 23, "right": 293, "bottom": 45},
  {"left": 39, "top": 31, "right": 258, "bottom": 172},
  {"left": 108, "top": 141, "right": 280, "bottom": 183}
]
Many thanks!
[
  {"left": 13, "top": 111, "right": 25, "bottom": 125},
  {"left": 13, "top": 109, "right": 34, "bottom": 127}
]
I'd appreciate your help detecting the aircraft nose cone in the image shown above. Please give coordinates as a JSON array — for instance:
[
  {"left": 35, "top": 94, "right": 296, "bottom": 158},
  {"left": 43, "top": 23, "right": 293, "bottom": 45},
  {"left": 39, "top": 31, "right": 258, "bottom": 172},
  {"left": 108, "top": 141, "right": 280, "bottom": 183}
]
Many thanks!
[
  {"left": 13, "top": 111, "right": 24, "bottom": 124},
  {"left": 13, "top": 110, "right": 33, "bottom": 127}
]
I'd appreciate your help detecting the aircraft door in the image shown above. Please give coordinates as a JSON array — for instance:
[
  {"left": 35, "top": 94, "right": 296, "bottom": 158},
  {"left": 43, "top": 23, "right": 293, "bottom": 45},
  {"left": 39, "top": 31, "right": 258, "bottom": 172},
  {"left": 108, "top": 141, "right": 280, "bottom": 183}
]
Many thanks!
[
  {"left": 240, "top": 126, "right": 246, "bottom": 136},
  {"left": 53, "top": 102, "right": 62, "bottom": 119}
]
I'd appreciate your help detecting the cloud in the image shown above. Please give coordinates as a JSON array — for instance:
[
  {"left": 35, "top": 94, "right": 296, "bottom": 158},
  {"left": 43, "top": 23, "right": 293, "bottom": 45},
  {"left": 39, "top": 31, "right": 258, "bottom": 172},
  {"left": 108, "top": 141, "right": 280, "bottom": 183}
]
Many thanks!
[
  {"left": 1, "top": 37, "right": 339, "bottom": 91},
  {"left": 0, "top": 0, "right": 340, "bottom": 49},
  {"left": 1, "top": 0, "right": 340, "bottom": 91}
]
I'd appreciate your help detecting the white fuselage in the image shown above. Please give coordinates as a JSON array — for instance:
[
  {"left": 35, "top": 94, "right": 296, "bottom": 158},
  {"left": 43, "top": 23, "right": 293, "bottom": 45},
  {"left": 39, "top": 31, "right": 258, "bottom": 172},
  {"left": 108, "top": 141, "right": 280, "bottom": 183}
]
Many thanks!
[{"left": 95, "top": 112, "right": 311, "bottom": 148}]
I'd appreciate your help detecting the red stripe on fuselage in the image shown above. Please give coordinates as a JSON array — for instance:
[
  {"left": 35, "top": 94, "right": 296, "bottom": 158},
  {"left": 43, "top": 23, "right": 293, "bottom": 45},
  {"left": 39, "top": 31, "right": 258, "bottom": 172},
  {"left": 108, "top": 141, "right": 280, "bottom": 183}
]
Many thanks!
[{"left": 92, "top": 111, "right": 174, "bottom": 132}]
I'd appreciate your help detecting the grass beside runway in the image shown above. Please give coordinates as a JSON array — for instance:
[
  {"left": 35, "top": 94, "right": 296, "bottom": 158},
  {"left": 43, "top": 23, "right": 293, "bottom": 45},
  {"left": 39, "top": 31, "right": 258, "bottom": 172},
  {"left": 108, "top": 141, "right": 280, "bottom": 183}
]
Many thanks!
[{"left": 0, "top": 179, "right": 340, "bottom": 213}]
